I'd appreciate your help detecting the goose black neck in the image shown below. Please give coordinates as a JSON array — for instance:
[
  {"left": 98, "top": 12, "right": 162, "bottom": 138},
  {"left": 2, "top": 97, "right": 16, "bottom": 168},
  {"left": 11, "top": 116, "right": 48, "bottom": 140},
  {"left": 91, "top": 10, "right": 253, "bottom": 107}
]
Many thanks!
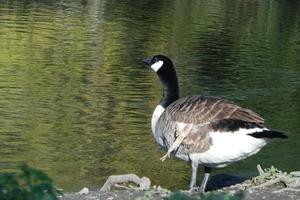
[{"left": 157, "top": 69, "right": 179, "bottom": 108}]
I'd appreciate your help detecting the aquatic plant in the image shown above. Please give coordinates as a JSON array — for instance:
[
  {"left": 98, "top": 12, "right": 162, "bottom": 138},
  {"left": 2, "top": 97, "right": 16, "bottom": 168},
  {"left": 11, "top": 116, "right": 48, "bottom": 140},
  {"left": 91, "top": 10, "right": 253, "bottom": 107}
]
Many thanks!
[
  {"left": 0, "top": 164, "right": 62, "bottom": 200},
  {"left": 253, "top": 165, "right": 288, "bottom": 184}
]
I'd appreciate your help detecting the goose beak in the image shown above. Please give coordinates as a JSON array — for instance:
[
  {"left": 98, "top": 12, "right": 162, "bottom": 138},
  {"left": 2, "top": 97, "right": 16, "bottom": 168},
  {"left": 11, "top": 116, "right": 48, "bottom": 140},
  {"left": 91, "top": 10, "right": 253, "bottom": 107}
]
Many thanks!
[{"left": 142, "top": 58, "right": 151, "bottom": 65}]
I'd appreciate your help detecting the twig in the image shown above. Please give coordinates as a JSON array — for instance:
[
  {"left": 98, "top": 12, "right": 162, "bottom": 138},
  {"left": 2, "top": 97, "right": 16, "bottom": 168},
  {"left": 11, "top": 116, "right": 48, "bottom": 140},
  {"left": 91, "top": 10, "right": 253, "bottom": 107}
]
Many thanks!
[
  {"left": 114, "top": 184, "right": 134, "bottom": 190},
  {"left": 272, "top": 188, "right": 300, "bottom": 193},
  {"left": 251, "top": 174, "right": 300, "bottom": 190},
  {"left": 251, "top": 178, "right": 280, "bottom": 189},
  {"left": 160, "top": 125, "right": 193, "bottom": 162},
  {"left": 256, "top": 164, "right": 264, "bottom": 176},
  {"left": 160, "top": 132, "right": 187, "bottom": 162}
]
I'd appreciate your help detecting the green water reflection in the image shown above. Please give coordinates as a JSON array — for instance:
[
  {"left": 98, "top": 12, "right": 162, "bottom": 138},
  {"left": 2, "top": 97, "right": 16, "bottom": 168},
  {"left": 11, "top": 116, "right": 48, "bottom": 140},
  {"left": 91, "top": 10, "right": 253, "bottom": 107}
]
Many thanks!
[{"left": 0, "top": 0, "right": 299, "bottom": 191}]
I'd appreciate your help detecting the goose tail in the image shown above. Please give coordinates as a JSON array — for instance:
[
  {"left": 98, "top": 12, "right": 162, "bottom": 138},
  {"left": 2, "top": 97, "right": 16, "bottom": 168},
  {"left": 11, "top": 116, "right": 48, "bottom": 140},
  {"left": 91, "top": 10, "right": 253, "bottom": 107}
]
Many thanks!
[{"left": 248, "top": 129, "right": 288, "bottom": 139}]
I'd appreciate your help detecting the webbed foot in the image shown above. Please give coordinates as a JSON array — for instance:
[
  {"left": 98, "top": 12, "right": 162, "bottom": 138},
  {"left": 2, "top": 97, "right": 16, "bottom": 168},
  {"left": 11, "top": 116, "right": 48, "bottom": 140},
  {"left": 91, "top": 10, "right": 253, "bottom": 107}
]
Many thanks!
[{"left": 188, "top": 187, "right": 200, "bottom": 194}]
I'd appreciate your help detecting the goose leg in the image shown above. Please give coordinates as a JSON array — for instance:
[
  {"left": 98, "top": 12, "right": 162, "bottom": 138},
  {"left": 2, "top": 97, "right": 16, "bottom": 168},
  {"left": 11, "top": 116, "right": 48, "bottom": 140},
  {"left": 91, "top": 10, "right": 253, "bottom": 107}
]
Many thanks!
[
  {"left": 189, "top": 161, "right": 198, "bottom": 189},
  {"left": 199, "top": 166, "right": 211, "bottom": 193}
]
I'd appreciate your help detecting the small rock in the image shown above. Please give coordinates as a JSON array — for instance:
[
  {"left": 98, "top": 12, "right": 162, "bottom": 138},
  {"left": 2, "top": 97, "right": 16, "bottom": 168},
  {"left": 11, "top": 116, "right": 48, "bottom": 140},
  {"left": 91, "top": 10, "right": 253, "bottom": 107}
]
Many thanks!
[
  {"left": 139, "top": 177, "right": 151, "bottom": 190},
  {"left": 78, "top": 187, "right": 89, "bottom": 195},
  {"left": 290, "top": 171, "right": 300, "bottom": 177}
]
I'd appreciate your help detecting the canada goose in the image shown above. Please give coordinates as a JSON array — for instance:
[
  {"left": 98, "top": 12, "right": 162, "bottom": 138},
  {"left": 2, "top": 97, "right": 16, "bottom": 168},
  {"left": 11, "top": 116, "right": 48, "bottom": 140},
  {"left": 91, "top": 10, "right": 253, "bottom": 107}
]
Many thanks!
[{"left": 142, "top": 55, "right": 287, "bottom": 193}]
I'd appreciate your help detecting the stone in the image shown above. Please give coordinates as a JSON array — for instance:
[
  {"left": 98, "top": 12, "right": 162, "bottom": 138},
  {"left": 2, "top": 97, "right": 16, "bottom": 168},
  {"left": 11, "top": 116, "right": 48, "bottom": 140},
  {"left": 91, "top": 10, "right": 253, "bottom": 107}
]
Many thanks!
[
  {"left": 77, "top": 187, "right": 89, "bottom": 195},
  {"left": 290, "top": 171, "right": 300, "bottom": 177}
]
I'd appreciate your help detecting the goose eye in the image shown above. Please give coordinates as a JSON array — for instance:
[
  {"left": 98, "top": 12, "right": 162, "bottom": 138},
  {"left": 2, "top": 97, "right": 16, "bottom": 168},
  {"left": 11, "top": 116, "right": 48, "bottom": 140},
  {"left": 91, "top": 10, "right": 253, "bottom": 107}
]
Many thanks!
[{"left": 153, "top": 57, "right": 159, "bottom": 63}]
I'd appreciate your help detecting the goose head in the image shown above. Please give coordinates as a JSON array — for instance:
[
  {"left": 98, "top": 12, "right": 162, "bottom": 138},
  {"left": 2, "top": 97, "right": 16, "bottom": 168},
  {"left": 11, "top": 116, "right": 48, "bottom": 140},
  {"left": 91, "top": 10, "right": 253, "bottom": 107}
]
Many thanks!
[
  {"left": 143, "top": 55, "right": 176, "bottom": 74},
  {"left": 143, "top": 55, "right": 179, "bottom": 108}
]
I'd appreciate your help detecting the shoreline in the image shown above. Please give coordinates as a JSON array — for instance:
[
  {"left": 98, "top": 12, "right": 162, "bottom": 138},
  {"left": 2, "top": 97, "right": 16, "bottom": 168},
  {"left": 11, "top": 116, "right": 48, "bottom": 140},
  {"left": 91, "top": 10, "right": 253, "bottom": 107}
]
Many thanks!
[
  {"left": 61, "top": 167, "right": 300, "bottom": 200},
  {"left": 61, "top": 182, "right": 300, "bottom": 200}
]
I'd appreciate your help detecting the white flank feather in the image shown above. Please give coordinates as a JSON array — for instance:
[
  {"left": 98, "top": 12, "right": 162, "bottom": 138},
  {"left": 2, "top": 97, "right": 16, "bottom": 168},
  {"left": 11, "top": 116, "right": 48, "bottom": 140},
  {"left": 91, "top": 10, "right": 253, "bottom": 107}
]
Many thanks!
[
  {"left": 151, "top": 105, "right": 165, "bottom": 136},
  {"left": 189, "top": 128, "right": 268, "bottom": 168}
]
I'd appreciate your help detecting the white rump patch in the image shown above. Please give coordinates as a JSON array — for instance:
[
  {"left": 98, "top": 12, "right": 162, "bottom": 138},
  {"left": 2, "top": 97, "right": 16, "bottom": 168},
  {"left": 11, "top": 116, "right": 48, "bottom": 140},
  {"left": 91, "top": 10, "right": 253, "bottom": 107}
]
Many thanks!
[
  {"left": 150, "top": 61, "right": 164, "bottom": 72},
  {"left": 189, "top": 128, "right": 269, "bottom": 168}
]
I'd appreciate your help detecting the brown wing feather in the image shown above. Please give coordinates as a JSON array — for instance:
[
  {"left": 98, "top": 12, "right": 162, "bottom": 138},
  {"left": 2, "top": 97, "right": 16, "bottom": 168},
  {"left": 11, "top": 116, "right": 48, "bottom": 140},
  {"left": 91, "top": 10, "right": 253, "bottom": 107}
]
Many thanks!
[
  {"left": 166, "top": 95, "right": 264, "bottom": 125},
  {"left": 158, "top": 95, "right": 264, "bottom": 154}
]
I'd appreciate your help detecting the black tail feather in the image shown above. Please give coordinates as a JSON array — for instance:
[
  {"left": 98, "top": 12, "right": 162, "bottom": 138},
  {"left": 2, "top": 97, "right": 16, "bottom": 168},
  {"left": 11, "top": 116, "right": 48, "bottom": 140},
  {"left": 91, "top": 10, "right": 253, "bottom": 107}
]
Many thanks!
[{"left": 248, "top": 130, "right": 288, "bottom": 139}]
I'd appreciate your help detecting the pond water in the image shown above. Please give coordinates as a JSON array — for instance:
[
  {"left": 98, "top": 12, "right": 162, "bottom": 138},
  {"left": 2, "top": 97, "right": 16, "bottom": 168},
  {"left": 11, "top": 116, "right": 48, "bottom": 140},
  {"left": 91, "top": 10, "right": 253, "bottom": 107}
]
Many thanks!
[{"left": 0, "top": 0, "right": 300, "bottom": 191}]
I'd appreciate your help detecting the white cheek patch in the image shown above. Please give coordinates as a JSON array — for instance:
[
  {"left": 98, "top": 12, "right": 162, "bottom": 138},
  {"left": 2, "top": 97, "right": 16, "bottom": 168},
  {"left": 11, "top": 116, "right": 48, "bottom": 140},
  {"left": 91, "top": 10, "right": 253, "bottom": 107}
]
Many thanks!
[{"left": 150, "top": 61, "right": 164, "bottom": 72}]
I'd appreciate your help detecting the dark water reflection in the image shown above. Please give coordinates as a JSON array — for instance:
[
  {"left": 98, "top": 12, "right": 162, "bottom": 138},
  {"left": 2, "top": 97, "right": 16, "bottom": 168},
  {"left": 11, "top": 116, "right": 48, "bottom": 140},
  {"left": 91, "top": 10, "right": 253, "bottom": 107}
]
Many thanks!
[{"left": 0, "top": 0, "right": 300, "bottom": 191}]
